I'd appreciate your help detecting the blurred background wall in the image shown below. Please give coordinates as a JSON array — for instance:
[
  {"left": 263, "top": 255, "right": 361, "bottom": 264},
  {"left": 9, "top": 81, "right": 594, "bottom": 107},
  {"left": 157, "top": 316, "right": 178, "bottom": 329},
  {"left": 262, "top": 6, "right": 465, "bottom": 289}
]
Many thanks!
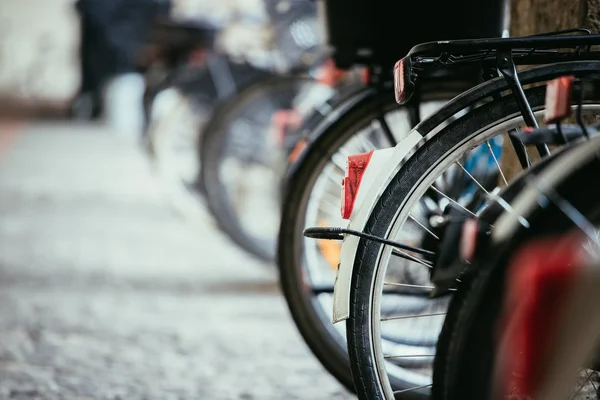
[
  {"left": 0, "top": 0, "right": 268, "bottom": 117},
  {"left": 0, "top": 0, "right": 79, "bottom": 113}
]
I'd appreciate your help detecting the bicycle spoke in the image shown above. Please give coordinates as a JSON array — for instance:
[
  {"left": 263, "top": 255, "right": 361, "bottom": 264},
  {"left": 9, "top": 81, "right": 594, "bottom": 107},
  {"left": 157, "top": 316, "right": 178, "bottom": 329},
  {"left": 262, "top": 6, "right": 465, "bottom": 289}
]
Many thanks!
[
  {"left": 393, "top": 384, "right": 432, "bottom": 396},
  {"left": 383, "top": 282, "right": 435, "bottom": 290},
  {"left": 454, "top": 160, "right": 532, "bottom": 227},
  {"left": 408, "top": 214, "right": 439, "bottom": 240},
  {"left": 530, "top": 176, "right": 600, "bottom": 247},
  {"left": 585, "top": 369, "right": 598, "bottom": 393},
  {"left": 391, "top": 249, "right": 433, "bottom": 268},
  {"left": 570, "top": 371, "right": 590, "bottom": 400},
  {"left": 486, "top": 140, "right": 508, "bottom": 185},
  {"left": 381, "top": 311, "right": 447, "bottom": 322},
  {"left": 430, "top": 186, "right": 477, "bottom": 217},
  {"left": 455, "top": 161, "right": 492, "bottom": 195},
  {"left": 384, "top": 354, "right": 434, "bottom": 359}
]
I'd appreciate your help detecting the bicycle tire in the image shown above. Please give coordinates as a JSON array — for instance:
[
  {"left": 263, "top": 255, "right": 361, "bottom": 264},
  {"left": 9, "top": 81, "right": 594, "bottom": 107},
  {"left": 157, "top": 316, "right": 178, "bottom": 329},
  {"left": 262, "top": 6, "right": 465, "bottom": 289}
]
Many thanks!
[
  {"left": 145, "top": 57, "right": 279, "bottom": 202},
  {"left": 200, "top": 74, "right": 318, "bottom": 262},
  {"left": 438, "top": 135, "right": 600, "bottom": 400},
  {"left": 346, "top": 79, "right": 600, "bottom": 399},
  {"left": 278, "top": 87, "right": 461, "bottom": 392},
  {"left": 431, "top": 136, "right": 580, "bottom": 400}
]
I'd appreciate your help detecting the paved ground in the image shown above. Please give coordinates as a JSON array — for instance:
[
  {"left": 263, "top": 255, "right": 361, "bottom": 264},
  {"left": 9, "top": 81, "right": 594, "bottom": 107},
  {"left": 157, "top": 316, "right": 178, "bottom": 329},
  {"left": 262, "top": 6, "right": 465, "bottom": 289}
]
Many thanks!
[{"left": 0, "top": 121, "right": 353, "bottom": 400}]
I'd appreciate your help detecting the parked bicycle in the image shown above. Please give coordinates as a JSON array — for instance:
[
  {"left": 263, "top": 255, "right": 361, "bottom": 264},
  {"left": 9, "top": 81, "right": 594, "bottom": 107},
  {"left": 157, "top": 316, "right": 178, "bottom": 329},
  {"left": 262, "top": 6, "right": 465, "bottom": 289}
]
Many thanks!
[
  {"left": 304, "top": 27, "right": 600, "bottom": 399},
  {"left": 276, "top": 0, "right": 508, "bottom": 393},
  {"left": 434, "top": 79, "right": 600, "bottom": 400},
  {"left": 144, "top": 0, "right": 332, "bottom": 262}
]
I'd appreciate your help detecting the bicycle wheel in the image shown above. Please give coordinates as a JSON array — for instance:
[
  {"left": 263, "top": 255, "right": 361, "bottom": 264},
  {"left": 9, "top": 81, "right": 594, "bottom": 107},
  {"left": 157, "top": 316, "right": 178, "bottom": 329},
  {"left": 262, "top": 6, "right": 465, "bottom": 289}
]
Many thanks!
[
  {"left": 278, "top": 86, "right": 456, "bottom": 392},
  {"left": 200, "top": 74, "right": 326, "bottom": 262},
  {"left": 438, "top": 133, "right": 600, "bottom": 400},
  {"left": 430, "top": 132, "right": 582, "bottom": 399},
  {"left": 145, "top": 57, "right": 277, "bottom": 222},
  {"left": 147, "top": 88, "right": 213, "bottom": 219},
  {"left": 346, "top": 75, "right": 600, "bottom": 399}
]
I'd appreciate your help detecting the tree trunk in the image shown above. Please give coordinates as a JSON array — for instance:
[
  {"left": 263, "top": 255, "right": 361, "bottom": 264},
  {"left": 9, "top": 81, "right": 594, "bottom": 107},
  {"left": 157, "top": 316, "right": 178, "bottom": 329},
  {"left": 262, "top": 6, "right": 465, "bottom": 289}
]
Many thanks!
[{"left": 499, "top": 0, "right": 599, "bottom": 180}]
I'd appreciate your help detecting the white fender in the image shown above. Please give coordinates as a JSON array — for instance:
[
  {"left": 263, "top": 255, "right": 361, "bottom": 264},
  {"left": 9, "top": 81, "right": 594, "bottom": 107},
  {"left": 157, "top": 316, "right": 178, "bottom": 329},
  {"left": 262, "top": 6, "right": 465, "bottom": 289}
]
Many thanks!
[{"left": 332, "top": 129, "right": 424, "bottom": 323}]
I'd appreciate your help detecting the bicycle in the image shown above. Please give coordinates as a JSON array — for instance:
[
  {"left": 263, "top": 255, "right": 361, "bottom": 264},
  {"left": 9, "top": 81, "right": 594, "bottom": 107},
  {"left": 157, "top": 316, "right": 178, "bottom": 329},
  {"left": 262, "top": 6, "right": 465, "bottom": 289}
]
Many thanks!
[
  {"left": 304, "top": 29, "right": 600, "bottom": 398},
  {"left": 278, "top": 0, "right": 508, "bottom": 392},
  {"left": 435, "top": 92, "right": 600, "bottom": 399},
  {"left": 146, "top": 0, "right": 329, "bottom": 262}
]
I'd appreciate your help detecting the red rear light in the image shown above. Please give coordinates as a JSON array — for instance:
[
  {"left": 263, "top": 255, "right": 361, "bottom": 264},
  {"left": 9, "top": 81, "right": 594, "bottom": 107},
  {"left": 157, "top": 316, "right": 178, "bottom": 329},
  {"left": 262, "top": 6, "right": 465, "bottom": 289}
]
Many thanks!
[
  {"left": 495, "top": 235, "right": 584, "bottom": 398},
  {"left": 341, "top": 151, "right": 373, "bottom": 219},
  {"left": 544, "top": 75, "right": 574, "bottom": 124},
  {"left": 394, "top": 57, "right": 415, "bottom": 105},
  {"left": 361, "top": 67, "right": 370, "bottom": 85},
  {"left": 394, "top": 59, "right": 407, "bottom": 104}
]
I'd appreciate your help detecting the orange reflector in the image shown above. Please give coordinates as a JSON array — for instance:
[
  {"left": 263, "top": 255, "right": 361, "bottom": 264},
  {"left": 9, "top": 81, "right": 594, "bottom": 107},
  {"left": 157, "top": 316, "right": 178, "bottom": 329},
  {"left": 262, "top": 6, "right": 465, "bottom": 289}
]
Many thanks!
[
  {"left": 316, "top": 59, "right": 349, "bottom": 87},
  {"left": 544, "top": 76, "right": 574, "bottom": 124},
  {"left": 288, "top": 138, "right": 307, "bottom": 163},
  {"left": 317, "top": 220, "right": 341, "bottom": 271}
]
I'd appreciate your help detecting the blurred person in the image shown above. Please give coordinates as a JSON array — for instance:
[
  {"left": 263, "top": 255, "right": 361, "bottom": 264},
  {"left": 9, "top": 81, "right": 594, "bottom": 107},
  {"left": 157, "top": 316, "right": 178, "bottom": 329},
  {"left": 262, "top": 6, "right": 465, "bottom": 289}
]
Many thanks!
[{"left": 71, "top": 0, "right": 172, "bottom": 140}]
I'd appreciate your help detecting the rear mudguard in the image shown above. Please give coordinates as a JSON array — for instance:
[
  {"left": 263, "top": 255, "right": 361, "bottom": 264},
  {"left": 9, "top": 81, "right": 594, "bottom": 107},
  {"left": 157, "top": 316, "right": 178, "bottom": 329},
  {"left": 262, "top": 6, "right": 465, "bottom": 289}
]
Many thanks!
[{"left": 331, "top": 61, "right": 600, "bottom": 323}]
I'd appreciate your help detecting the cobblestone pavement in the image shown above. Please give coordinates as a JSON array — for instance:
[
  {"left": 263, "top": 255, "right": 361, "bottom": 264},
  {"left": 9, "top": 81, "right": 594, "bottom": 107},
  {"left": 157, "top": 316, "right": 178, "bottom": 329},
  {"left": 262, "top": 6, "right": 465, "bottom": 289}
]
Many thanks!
[{"left": 0, "top": 121, "right": 353, "bottom": 400}]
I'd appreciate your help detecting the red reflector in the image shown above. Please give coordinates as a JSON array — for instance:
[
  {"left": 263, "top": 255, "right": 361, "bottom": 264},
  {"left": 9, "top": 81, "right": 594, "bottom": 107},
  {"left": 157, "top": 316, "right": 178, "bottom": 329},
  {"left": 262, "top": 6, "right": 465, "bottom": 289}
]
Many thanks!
[
  {"left": 361, "top": 67, "right": 370, "bottom": 85},
  {"left": 544, "top": 75, "right": 574, "bottom": 124},
  {"left": 495, "top": 235, "right": 584, "bottom": 398},
  {"left": 394, "top": 60, "right": 406, "bottom": 104},
  {"left": 394, "top": 58, "right": 415, "bottom": 105},
  {"left": 460, "top": 218, "right": 479, "bottom": 262},
  {"left": 394, "top": 60, "right": 405, "bottom": 104},
  {"left": 317, "top": 59, "right": 348, "bottom": 87},
  {"left": 341, "top": 151, "right": 373, "bottom": 219}
]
